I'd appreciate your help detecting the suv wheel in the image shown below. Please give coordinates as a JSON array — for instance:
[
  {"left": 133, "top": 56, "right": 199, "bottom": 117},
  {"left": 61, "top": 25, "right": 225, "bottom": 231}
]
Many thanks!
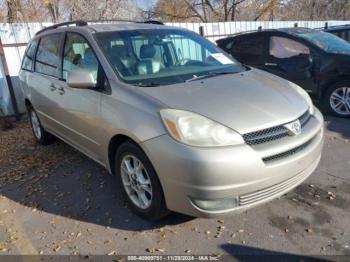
[
  {"left": 323, "top": 83, "right": 350, "bottom": 118},
  {"left": 28, "top": 107, "right": 54, "bottom": 144},
  {"left": 115, "top": 141, "right": 169, "bottom": 220}
]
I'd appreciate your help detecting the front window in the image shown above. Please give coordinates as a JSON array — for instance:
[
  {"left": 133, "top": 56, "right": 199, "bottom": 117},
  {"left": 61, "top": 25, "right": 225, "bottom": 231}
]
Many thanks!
[
  {"left": 63, "top": 33, "right": 99, "bottom": 83},
  {"left": 95, "top": 29, "right": 244, "bottom": 86},
  {"left": 298, "top": 31, "right": 350, "bottom": 55}
]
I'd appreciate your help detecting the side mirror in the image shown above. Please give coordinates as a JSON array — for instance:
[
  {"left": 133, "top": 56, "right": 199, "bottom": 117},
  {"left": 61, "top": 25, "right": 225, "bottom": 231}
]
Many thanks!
[
  {"left": 300, "top": 54, "right": 312, "bottom": 62},
  {"left": 67, "top": 69, "right": 96, "bottom": 89}
]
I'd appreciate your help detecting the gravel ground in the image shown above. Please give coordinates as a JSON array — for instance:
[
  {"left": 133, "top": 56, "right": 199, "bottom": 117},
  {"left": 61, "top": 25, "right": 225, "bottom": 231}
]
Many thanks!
[{"left": 0, "top": 116, "right": 349, "bottom": 259}]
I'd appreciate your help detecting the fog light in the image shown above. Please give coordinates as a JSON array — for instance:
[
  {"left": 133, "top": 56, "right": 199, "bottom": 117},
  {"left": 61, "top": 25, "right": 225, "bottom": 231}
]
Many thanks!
[{"left": 190, "top": 197, "right": 238, "bottom": 211}]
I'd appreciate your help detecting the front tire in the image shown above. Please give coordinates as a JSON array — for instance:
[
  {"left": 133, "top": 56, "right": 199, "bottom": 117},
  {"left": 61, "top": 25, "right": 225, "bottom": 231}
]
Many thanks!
[
  {"left": 115, "top": 141, "right": 169, "bottom": 221},
  {"left": 28, "top": 107, "right": 54, "bottom": 145},
  {"left": 322, "top": 82, "right": 350, "bottom": 118}
]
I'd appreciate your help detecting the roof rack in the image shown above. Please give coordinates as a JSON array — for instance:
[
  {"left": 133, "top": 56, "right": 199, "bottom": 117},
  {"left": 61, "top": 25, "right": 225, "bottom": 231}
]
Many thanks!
[
  {"left": 87, "top": 19, "right": 164, "bottom": 25},
  {"left": 141, "top": 20, "right": 164, "bottom": 25},
  {"left": 313, "top": 22, "right": 350, "bottom": 31},
  {"left": 87, "top": 19, "right": 135, "bottom": 23},
  {"left": 35, "top": 20, "right": 87, "bottom": 36},
  {"left": 35, "top": 19, "right": 165, "bottom": 36},
  {"left": 323, "top": 23, "right": 350, "bottom": 30}
]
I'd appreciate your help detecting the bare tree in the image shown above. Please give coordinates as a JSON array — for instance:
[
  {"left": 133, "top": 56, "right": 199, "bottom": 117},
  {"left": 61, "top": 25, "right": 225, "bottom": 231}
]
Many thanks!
[
  {"left": 0, "top": 0, "right": 143, "bottom": 22},
  {"left": 149, "top": 0, "right": 197, "bottom": 22},
  {"left": 253, "top": 0, "right": 280, "bottom": 21},
  {"left": 1, "top": 0, "right": 350, "bottom": 23},
  {"left": 43, "top": 0, "right": 60, "bottom": 23},
  {"left": 6, "top": 0, "right": 23, "bottom": 22},
  {"left": 282, "top": 0, "right": 350, "bottom": 20},
  {"left": 150, "top": 0, "right": 248, "bottom": 22},
  {"left": 64, "top": 0, "right": 141, "bottom": 21}
]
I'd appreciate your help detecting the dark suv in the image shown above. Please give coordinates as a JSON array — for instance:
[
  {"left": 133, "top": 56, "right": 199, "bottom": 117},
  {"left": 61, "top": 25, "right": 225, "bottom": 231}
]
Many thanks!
[
  {"left": 217, "top": 28, "right": 350, "bottom": 118},
  {"left": 324, "top": 24, "right": 350, "bottom": 43}
]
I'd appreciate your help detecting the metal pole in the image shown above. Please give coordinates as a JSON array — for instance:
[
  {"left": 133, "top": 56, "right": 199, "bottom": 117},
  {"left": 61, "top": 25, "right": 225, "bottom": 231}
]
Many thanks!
[
  {"left": 0, "top": 37, "right": 20, "bottom": 121},
  {"left": 199, "top": 26, "right": 204, "bottom": 36}
]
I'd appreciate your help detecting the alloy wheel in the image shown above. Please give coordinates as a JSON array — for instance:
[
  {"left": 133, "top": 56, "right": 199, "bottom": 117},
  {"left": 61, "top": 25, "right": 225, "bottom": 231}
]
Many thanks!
[
  {"left": 120, "top": 155, "right": 153, "bottom": 209},
  {"left": 30, "top": 110, "right": 42, "bottom": 140},
  {"left": 330, "top": 87, "right": 350, "bottom": 116}
]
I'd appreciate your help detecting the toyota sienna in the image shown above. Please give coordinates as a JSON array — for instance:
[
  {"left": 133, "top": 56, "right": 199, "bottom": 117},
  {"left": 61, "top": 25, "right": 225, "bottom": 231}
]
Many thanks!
[{"left": 19, "top": 21, "right": 324, "bottom": 220}]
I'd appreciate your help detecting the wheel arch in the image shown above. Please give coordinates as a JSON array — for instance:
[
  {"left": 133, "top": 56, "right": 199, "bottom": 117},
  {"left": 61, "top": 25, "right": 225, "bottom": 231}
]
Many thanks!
[
  {"left": 320, "top": 80, "right": 350, "bottom": 117},
  {"left": 320, "top": 77, "right": 350, "bottom": 99},
  {"left": 107, "top": 134, "right": 140, "bottom": 175},
  {"left": 24, "top": 98, "right": 32, "bottom": 111}
]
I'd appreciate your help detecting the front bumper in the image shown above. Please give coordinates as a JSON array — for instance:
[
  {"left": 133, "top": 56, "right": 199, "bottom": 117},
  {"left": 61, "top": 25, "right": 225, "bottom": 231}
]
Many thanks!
[{"left": 141, "top": 108, "right": 324, "bottom": 218}]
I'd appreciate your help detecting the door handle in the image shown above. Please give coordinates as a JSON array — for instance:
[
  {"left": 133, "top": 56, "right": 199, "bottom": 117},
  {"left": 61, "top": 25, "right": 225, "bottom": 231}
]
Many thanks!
[
  {"left": 57, "top": 86, "right": 65, "bottom": 95},
  {"left": 265, "top": 62, "right": 278, "bottom": 66}
]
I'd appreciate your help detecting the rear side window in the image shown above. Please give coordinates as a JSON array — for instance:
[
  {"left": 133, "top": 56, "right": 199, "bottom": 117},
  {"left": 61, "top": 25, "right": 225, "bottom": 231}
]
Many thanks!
[
  {"left": 22, "top": 40, "right": 38, "bottom": 71},
  {"left": 35, "top": 34, "right": 62, "bottom": 77},
  {"left": 329, "top": 30, "right": 350, "bottom": 42},
  {"left": 223, "top": 39, "right": 234, "bottom": 50},
  {"left": 340, "top": 30, "right": 350, "bottom": 42},
  {"left": 233, "top": 35, "right": 265, "bottom": 56}
]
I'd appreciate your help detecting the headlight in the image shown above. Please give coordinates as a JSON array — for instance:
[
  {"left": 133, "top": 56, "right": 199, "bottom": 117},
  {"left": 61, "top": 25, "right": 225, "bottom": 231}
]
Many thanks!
[
  {"left": 160, "top": 109, "right": 244, "bottom": 147},
  {"left": 288, "top": 82, "right": 314, "bottom": 115}
]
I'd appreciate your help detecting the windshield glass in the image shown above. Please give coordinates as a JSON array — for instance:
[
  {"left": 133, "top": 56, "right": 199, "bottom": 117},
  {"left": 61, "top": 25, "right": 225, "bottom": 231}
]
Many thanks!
[
  {"left": 298, "top": 31, "right": 350, "bottom": 54},
  {"left": 95, "top": 29, "right": 244, "bottom": 86}
]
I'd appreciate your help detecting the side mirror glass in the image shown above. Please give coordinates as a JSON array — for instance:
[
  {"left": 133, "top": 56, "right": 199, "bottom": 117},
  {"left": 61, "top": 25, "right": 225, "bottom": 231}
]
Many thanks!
[{"left": 67, "top": 69, "right": 96, "bottom": 89}]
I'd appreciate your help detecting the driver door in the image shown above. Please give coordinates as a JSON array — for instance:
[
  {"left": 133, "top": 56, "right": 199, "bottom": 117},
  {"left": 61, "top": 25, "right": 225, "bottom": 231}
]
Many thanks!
[
  {"left": 53, "top": 32, "right": 107, "bottom": 162},
  {"left": 264, "top": 35, "right": 318, "bottom": 93}
]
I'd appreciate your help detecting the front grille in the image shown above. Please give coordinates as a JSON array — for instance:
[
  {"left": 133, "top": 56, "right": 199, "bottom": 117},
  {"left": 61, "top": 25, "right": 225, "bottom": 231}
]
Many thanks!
[
  {"left": 299, "top": 110, "right": 312, "bottom": 127},
  {"left": 243, "top": 110, "right": 311, "bottom": 145},
  {"left": 239, "top": 168, "right": 310, "bottom": 206},
  {"left": 262, "top": 138, "right": 314, "bottom": 163}
]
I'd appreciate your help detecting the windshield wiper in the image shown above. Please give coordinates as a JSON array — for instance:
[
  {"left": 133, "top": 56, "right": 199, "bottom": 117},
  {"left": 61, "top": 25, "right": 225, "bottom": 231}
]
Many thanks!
[
  {"left": 135, "top": 82, "right": 161, "bottom": 87},
  {"left": 185, "top": 71, "right": 234, "bottom": 82}
]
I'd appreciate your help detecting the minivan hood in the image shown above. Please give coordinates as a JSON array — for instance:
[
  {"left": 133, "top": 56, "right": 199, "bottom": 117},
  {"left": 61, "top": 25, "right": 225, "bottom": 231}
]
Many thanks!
[{"left": 140, "top": 68, "right": 309, "bottom": 134}]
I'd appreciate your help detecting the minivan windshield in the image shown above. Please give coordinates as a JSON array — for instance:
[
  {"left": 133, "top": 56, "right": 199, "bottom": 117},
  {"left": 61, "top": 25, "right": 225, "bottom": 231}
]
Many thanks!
[
  {"left": 298, "top": 31, "right": 350, "bottom": 55},
  {"left": 95, "top": 29, "right": 244, "bottom": 86}
]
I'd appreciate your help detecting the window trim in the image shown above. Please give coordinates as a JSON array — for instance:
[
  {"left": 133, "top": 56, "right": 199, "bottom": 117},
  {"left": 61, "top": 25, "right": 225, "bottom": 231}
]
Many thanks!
[
  {"left": 268, "top": 35, "right": 311, "bottom": 59},
  {"left": 267, "top": 33, "right": 319, "bottom": 59},
  {"left": 21, "top": 39, "right": 39, "bottom": 72},
  {"left": 34, "top": 32, "right": 64, "bottom": 78},
  {"left": 61, "top": 31, "right": 111, "bottom": 94}
]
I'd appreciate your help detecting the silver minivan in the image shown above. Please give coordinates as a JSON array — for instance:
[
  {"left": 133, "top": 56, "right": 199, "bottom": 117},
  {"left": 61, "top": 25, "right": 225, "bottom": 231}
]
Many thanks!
[{"left": 19, "top": 21, "right": 324, "bottom": 220}]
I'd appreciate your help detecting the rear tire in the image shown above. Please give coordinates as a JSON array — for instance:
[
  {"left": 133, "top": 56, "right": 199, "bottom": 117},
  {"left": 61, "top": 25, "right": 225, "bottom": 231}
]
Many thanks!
[
  {"left": 322, "top": 82, "right": 350, "bottom": 118},
  {"left": 28, "top": 106, "right": 54, "bottom": 145},
  {"left": 115, "top": 141, "right": 169, "bottom": 221}
]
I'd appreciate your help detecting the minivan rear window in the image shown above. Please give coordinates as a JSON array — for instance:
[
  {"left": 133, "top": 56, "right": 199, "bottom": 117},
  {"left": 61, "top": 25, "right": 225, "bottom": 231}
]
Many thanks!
[{"left": 35, "top": 34, "right": 62, "bottom": 77}]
